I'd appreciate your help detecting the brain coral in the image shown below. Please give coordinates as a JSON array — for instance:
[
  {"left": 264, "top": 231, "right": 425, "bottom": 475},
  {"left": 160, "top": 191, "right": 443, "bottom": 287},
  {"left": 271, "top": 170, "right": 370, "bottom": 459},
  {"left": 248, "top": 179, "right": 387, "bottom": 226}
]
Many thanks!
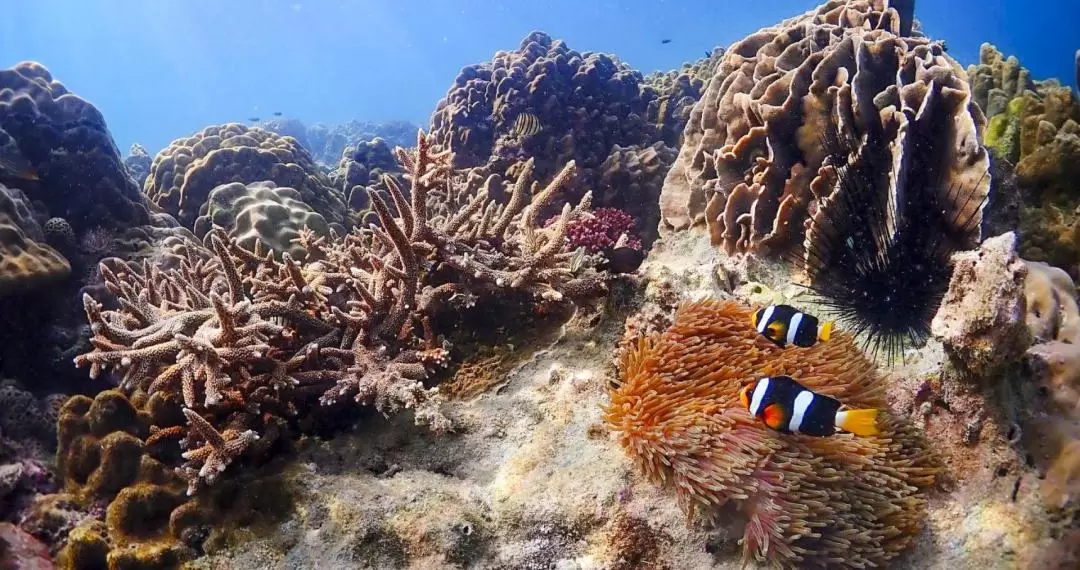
[
  {"left": 0, "top": 62, "right": 149, "bottom": 235},
  {"left": 144, "top": 123, "right": 347, "bottom": 228},
  {"left": 659, "top": 0, "right": 990, "bottom": 257},
  {"left": 192, "top": 180, "right": 334, "bottom": 261},
  {"left": 605, "top": 298, "right": 939, "bottom": 569},
  {"left": 0, "top": 183, "right": 70, "bottom": 296}
]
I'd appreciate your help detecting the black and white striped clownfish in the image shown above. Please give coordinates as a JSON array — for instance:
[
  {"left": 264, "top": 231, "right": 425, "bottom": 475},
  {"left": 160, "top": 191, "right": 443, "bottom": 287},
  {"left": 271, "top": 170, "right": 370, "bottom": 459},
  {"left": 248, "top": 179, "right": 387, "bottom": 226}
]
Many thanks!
[
  {"left": 751, "top": 304, "right": 834, "bottom": 348},
  {"left": 737, "top": 375, "right": 880, "bottom": 437}
]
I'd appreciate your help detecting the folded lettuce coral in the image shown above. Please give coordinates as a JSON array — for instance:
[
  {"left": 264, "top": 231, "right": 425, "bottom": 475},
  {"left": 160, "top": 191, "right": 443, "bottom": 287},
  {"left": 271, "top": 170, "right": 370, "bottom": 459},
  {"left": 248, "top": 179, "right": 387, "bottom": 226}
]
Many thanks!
[
  {"left": 660, "top": 0, "right": 989, "bottom": 258},
  {"left": 605, "top": 298, "right": 939, "bottom": 569}
]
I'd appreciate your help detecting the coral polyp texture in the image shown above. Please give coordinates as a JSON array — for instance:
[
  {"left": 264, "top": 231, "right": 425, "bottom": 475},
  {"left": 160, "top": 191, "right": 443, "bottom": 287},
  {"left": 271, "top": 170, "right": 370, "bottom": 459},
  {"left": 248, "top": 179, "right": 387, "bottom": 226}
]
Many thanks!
[
  {"left": 605, "top": 298, "right": 939, "bottom": 569},
  {"left": 0, "top": 62, "right": 150, "bottom": 237},
  {"left": 0, "top": 183, "right": 70, "bottom": 296},
  {"left": 143, "top": 123, "right": 347, "bottom": 228},
  {"left": 969, "top": 43, "right": 1080, "bottom": 278},
  {"left": 659, "top": 0, "right": 990, "bottom": 258},
  {"left": 428, "top": 31, "right": 677, "bottom": 243},
  {"left": 192, "top": 180, "right": 334, "bottom": 261},
  {"left": 73, "top": 130, "right": 607, "bottom": 497}
]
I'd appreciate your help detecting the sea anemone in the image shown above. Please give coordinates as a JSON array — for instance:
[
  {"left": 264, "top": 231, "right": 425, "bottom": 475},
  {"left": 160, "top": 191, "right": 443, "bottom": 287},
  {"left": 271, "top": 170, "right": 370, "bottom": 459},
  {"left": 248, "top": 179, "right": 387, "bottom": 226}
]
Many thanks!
[
  {"left": 604, "top": 298, "right": 939, "bottom": 569},
  {"left": 797, "top": 126, "right": 988, "bottom": 362}
]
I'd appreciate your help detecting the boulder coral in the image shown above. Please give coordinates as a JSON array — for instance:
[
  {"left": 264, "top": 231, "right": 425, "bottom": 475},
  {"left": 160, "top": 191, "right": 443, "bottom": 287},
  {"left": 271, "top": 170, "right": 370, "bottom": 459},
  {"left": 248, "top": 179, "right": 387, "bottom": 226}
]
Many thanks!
[
  {"left": 429, "top": 32, "right": 675, "bottom": 239},
  {"left": 192, "top": 180, "right": 335, "bottom": 262},
  {"left": 605, "top": 298, "right": 939, "bottom": 569},
  {"left": 0, "top": 183, "right": 70, "bottom": 296},
  {"left": 143, "top": 123, "right": 347, "bottom": 228},
  {"left": 660, "top": 0, "right": 990, "bottom": 259},
  {"left": 0, "top": 62, "right": 150, "bottom": 237}
]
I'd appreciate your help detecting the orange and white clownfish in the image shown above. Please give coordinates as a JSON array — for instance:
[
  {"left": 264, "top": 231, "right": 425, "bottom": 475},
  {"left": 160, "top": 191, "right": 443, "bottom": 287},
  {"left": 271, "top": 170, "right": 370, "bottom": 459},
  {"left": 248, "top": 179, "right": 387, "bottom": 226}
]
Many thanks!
[
  {"left": 737, "top": 375, "right": 880, "bottom": 437},
  {"left": 751, "top": 304, "right": 834, "bottom": 348}
]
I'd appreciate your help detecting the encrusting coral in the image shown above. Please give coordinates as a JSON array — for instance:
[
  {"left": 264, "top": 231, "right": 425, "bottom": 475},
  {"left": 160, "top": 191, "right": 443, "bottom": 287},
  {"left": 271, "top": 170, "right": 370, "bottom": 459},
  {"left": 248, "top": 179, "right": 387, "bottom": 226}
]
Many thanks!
[
  {"left": 660, "top": 0, "right": 990, "bottom": 258},
  {"left": 605, "top": 298, "right": 939, "bottom": 569},
  {"left": 73, "top": 130, "right": 607, "bottom": 497}
]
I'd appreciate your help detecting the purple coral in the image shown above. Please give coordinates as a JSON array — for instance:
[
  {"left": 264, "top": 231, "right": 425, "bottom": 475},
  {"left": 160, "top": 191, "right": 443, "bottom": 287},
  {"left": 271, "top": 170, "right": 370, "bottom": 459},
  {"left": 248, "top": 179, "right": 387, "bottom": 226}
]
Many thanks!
[
  {"left": 549, "top": 207, "right": 642, "bottom": 254},
  {"left": 546, "top": 207, "right": 645, "bottom": 274}
]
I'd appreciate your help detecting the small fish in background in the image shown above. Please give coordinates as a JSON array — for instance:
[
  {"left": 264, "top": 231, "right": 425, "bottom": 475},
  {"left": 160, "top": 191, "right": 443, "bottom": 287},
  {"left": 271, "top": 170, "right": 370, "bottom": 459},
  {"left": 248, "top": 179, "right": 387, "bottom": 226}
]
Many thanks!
[
  {"left": 273, "top": 111, "right": 283, "bottom": 116},
  {"left": 0, "top": 134, "right": 39, "bottom": 181},
  {"left": 704, "top": 50, "right": 710, "bottom": 58},
  {"left": 508, "top": 112, "right": 542, "bottom": 138},
  {"left": 751, "top": 304, "right": 833, "bottom": 348},
  {"left": 660, "top": 39, "right": 672, "bottom": 44},
  {"left": 248, "top": 117, "right": 261, "bottom": 122},
  {"left": 738, "top": 375, "right": 880, "bottom": 437}
]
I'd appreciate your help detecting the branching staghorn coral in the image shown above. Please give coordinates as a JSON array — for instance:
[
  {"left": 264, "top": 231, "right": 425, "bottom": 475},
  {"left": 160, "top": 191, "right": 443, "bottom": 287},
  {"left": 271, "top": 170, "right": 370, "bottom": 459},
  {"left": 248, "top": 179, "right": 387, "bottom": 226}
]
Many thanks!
[
  {"left": 74, "top": 130, "right": 607, "bottom": 495},
  {"left": 605, "top": 298, "right": 939, "bottom": 569}
]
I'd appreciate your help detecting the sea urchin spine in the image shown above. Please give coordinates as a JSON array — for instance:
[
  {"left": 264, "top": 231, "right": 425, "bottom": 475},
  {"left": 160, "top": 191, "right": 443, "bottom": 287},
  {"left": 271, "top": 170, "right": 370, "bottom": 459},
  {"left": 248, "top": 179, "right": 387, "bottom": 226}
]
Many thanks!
[{"left": 798, "top": 103, "right": 988, "bottom": 362}]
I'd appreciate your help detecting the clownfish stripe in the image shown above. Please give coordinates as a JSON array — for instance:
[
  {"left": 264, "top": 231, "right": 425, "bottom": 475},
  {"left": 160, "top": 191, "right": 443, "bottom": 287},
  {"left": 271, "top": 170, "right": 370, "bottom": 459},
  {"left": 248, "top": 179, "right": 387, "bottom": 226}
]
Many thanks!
[
  {"left": 788, "top": 390, "right": 815, "bottom": 433},
  {"left": 757, "top": 306, "right": 774, "bottom": 334},
  {"left": 786, "top": 312, "right": 804, "bottom": 347},
  {"left": 749, "top": 377, "right": 770, "bottom": 417}
]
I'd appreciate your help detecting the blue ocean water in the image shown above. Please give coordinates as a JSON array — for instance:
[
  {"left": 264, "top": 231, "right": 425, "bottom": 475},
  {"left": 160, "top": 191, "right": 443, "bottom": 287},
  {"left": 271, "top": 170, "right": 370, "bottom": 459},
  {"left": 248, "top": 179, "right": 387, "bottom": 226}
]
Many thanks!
[{"left": 1, "top": 0, "right": 1076, "bottom": 155}]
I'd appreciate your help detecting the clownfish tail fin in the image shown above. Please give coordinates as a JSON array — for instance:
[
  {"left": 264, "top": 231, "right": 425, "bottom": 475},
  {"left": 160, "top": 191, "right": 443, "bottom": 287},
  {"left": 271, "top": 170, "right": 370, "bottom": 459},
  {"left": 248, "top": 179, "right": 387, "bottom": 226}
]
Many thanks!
[
  {"left": 818, "top": 321, "right": 834, "bottom": 343},
  {"left": 835, "top": 408, "right": 879, "bottom": 436}
]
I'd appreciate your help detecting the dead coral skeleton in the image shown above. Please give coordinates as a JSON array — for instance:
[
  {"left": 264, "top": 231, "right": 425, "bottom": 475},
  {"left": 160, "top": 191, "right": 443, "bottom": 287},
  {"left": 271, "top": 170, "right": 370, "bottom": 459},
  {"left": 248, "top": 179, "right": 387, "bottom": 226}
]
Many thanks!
[{"left": 74, "top": 130, "right": 607, "bottom": 494}]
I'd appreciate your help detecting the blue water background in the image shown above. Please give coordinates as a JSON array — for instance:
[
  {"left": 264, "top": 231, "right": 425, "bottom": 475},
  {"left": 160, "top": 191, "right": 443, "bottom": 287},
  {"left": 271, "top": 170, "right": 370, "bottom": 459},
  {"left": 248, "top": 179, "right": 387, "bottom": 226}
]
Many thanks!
[{"left": 2, "top": 0, "right": 1076, "bottom": 155}]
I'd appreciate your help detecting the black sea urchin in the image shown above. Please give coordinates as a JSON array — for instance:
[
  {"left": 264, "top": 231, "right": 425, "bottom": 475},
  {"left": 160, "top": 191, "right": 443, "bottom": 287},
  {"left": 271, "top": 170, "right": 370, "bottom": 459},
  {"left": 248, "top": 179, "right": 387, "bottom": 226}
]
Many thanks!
[{"left": 797, "top": 126, "right": 988, "bottom": 362}]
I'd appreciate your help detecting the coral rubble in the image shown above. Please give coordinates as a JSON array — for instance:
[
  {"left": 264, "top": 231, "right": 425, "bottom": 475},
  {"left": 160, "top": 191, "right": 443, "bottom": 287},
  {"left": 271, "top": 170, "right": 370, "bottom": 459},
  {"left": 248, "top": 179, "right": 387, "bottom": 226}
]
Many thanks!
[{"left": 606, "top": 297, "right": 939, "bottom": 568}]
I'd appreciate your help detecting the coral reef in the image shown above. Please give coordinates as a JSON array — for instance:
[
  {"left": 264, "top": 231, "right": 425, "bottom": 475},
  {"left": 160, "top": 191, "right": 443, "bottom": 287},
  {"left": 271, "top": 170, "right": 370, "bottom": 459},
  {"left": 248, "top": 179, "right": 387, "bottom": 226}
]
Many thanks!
[
  {"left": 0, "top": 62, "right": 149, "bottom": 237},
  {"left": 969, "top": 43, "right": 1080, "bottom": 166},
  {"left": 192, "top": 180, "right": 335, "bottom": 261},
  {"left": 659, "top": 0, "right": 990, "bottom": 260},
  {"left": 642, "top": 47, "right": 726, "bottom": 147},
  {"left": 262, "top": 118, "right": 420, "bottom": 167},
  {"left": 429, "top": 32, "right": 675, "bottom": 238},
  {"left": 123, "top": 144, "right": 152, "bottom": 189},
  {"left": 967, "top": 44, "right": 1080, "bottom": 278},
  {"left": 0, "top": 183, "right": 70, "bottom": 297},
  {"left": 143, "top": 123, "right": 347, "bottom": 228},
  {"left": 594, "top": 141, "right": 676, "bottom": 244},
  {"left": 73, "top": 131, "right": 607, "bottom": 499},
  {"left": 328, "top": 137, "right": 405, "bottom": 221},
  {"left": 606, "top": 297, "right": 939, "bottom": 568}
]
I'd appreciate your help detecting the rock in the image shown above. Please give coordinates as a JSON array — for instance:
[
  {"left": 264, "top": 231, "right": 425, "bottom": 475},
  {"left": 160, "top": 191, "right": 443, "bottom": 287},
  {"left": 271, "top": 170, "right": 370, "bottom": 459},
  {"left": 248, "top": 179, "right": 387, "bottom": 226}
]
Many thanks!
[
  {"left": 931, "top": 232, "right": 1032, "bottom": 377},
  {"left": 0, "top": 522, "right": 54, "bottom": 569}
]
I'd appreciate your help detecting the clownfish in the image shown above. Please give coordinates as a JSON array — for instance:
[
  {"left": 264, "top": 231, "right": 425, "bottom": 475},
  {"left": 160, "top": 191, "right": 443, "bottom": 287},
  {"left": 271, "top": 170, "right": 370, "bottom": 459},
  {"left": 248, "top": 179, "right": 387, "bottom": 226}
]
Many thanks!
[
  {"left": 751, "top": 304, "right": 834, "bottom": 348},
  {"left": 737, "top": 375, "right": 880, "bottom": 437}
]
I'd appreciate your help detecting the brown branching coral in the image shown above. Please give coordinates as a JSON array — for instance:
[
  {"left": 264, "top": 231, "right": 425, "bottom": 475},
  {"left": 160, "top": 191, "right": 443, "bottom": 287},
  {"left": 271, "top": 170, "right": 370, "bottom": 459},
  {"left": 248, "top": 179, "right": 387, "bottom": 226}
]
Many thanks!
[
  {"left": 74, "top": 130, "right": 607, "bottom": 494},
  {"left": 660, "top": 0, "right": 989, "bottom": 258},
  {"left": 605, "top": 298, "right": 939, "bottom": 569}
]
